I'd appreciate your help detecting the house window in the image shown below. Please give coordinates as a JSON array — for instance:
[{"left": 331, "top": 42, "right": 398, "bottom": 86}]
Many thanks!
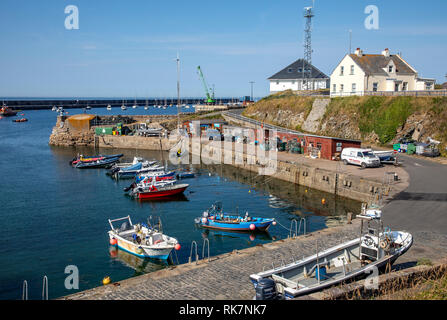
[
  {"left": 340, "top": 66, "right": 344, "bottom": 76},
  {"left": 403, "top": 82, "right": 408, "bottom": 91},
  {"left": 350, "top": 65, "right": 354, "bottom": 75},
  {"left": 292, "top": 81, "right": 295, "bottom": 85},
  {"left": 394, "top": 83, "right": 399, "bottom": 92},
  {"left": 388, "top": 65, "right": 393, "bottom": 73},
  {"left": 333, "top": 84, "right": 336, "bottom": 92},
  {"left": 288, "top": 68, "right": 293, "bottom": 73},
  {"left": 340, "top": 84, "right": 344, "bottom": 92},
  {"left": 298, "top": 68, "right": 302, "bottom": 73},
  {"left": 373, "top": 83, "right": 378, "bottom": 92},
  {"left": 352, "top": 83, "right": 356, "bottom": 92},
  {"left": 276, "top": 81, "right": 279, "bottom": 85},
  {"left": 426, "top": 83, "right": 432, "bottom": 90}
]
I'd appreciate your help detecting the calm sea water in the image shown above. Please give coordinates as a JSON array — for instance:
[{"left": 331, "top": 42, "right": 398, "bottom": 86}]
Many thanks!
[{"left": 0, "top": 107, "right": 361, "bottom": 300}]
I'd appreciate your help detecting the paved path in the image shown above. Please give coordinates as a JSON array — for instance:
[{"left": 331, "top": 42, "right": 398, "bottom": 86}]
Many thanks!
[{"left": 381, "top": 155, "right": 447, "bottom": 267}]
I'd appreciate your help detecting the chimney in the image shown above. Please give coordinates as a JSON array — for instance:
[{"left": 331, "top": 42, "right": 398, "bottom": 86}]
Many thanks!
[
  {"left": 354, "top": 48, "right": 363, "bottom": 57},
  {"left": 382, "top": 48, "right": 390, "bottom": 57}
]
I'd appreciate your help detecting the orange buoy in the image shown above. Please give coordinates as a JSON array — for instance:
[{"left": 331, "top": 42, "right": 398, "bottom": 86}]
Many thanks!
[
  {"left": 249, "top": 224, "right": 256, "bottom": 231},
  {"left": 110, "top": 238, "right": 118, "bottom": 246},
  {"left": 174, "top": 243, "right": 181, "bottom": 251},
  {"left": 321, "top": 198, "right": 326, "bottom": 205}
]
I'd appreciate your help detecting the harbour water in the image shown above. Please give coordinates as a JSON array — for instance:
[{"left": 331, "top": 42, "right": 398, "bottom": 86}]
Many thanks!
[{"left": 0, "top": 107, "right": 361, "bottom": 300}]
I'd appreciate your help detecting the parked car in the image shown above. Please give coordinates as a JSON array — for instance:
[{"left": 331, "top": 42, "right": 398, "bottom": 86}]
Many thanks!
[{"left": 341, "top": 148, "right": 381, "bottom": 168}]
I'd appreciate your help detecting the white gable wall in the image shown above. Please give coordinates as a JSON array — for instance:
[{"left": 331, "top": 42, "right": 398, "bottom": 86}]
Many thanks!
[{"left": 330, "top": 55, "right": 366, "bottom": 97}]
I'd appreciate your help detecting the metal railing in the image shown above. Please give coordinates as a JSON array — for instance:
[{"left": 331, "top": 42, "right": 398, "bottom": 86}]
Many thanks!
[{"left": 330, "top": 89, "right": 447, "bottom": 97}]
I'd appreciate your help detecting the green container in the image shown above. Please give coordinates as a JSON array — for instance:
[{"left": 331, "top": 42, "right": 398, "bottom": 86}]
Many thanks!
[
  {"left": 407, "top": 143, "right": 416, "bottom": 154},
  {"left": 95, "top": 127, "right": 114, "bottom": 135},
  {"left": 393, "top": 143, "right": 400, "bottom": 151}
]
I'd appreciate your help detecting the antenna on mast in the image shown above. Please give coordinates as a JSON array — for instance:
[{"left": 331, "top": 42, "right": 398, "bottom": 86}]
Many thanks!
[{"left": 303, "top": 0, "right": 315, "bottom": 90}]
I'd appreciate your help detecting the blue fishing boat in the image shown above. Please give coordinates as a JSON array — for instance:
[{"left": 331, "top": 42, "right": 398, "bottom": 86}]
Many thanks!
[
  {"left": 135, "top": 171, "right": 176, "bottom": 183},
  {"left": 195, "top": 202, "right": 276, "bottom": 232}
]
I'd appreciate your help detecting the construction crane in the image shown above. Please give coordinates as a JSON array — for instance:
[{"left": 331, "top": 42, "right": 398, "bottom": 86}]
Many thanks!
[{"left": 197, "top": 66, "right": 215, "bottom": 104}]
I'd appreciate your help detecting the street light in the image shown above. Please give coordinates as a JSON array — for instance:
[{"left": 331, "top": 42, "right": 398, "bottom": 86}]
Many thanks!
[{"left": 249, "top": 81, "right": 255, "bottom": 101}]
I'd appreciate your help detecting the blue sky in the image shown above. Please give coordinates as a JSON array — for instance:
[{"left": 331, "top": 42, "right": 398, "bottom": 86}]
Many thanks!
[{"left": 0, "top": 0, "right": 446, "bottom": 98}]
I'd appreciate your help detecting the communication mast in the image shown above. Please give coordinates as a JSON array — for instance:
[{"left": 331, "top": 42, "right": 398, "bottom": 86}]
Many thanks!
[{"left": 303, "top": 1, "right": 314, "bottom": 90}]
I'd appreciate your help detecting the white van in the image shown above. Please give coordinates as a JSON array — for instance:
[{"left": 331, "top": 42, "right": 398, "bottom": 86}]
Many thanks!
[{"left": 341, "top": 148, "right": 381, "bottom": 168}]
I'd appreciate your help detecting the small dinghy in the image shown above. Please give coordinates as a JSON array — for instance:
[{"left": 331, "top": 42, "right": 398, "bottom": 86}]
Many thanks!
[
  {"left": 250, "top": 204, "right": 413, "bottom": 300},
  {"left": 108, "top": 216, "right": 180, "bottom": 260},
  {"left": 12, "top": 118, "right": 28, "bottom": 123},
  {"left": 195, "top": 202, "right": 276, "bottom": 232}
]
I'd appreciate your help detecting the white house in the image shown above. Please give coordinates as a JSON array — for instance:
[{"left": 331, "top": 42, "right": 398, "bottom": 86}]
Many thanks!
[
  {"left": 330, "top": 48, "right": 435, "bottom": 97},
  {"left": 268, "top": 59, "right": 329, "bottom": 94}
]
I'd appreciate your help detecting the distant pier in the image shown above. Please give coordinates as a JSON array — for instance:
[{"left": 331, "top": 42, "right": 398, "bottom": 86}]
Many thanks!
[{"left": 2, "top": 98, "right": 242, "bottom": 110}]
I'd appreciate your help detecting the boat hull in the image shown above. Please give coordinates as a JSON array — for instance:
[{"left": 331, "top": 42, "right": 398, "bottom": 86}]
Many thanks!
[
  {"left": 199, "top": 219, "right": 273, "bottom": 232},
  {"left": 108, "top": 232, "right": 173, "bottom": 259},
  {"left": 134, "top": 184, "right": 188, "bottom": 199}
]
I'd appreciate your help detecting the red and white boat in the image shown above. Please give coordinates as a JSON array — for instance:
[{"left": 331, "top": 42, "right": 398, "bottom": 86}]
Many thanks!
[{"left": 128, "top": 180, "right": 189, "bottom": 200}]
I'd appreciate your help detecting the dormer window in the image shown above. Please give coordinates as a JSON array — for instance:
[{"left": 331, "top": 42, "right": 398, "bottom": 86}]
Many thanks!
[
  {"left": 288, "top": 68, "right": 293, "bottom": 73},
  {"left": 298, "top": 68, "right": 303, "bottom": 73}
]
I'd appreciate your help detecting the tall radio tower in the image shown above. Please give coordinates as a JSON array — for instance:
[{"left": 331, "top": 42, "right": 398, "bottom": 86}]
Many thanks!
[{"left": 303, "top": 1, "right": 314, "bottom": 90}]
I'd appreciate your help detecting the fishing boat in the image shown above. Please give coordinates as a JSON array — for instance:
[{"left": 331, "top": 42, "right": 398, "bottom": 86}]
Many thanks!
[
  {"left": 106, "top": 157, "right": 157, "bottom": 171},
  {"left": 109, "top": 162, "right": 165, "bottom": 179},
  {"left": 0, "top": 106, "right": 17, "bottom": 117},
  {"left": 107, "top": 104, "right": 112, "bottom": 111},
  {"left": 135, "top": 170, "right": 176, "bottom": 183},
  {"left": 108, "top": 216, "right": 179, "bottom": 260},
  {"left": 75, "top": 156, "right": 122, "bottom": 169},
  {"left": 70, "top": 153, "right": 123, "bottom": 166},
  {"left": 195, "top": 202, "right": 276, "bottom": 232},
  {"left": 51, "top": 106, "right": 57, "bottom": 111},
  {"left": 250, "top": 204, "right": 413, "bottom": 300},
  {"left": 128, "top": 180, "right": 189, "bottom": 200}
]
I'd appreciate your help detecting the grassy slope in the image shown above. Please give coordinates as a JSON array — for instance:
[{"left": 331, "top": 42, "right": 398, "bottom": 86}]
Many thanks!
[{"left": 244, "top": 92, "right": 447, "bottom": 152}]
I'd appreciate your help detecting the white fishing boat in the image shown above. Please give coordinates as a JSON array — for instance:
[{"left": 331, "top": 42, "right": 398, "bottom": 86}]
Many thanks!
[
  {"left": 108, "top": 216, "right": 179, "bottom": 260},
  {"left": 107, "top": 104, "right": 112, "bottom": 111},
  {"left": 250, "top": 204, "right": 413, "bottom": 300}
]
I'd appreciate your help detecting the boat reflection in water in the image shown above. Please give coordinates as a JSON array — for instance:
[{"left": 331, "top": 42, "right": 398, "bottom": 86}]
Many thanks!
[{"left": 109, "top": 246, "right": 171, "bottom": 276}]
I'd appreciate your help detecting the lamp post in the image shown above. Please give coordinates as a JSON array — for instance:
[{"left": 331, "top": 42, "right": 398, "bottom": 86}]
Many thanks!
[{"left": 249, "top": 81, "right": 255, "bottom": 101}]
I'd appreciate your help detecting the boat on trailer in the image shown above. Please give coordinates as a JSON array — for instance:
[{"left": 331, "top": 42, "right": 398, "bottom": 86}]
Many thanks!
[
  {"left": 250, "top": 204, "right": 413, "bottom": 300},
  {"left": 108, "top": 216, "right": 179, "bottom": 260},
  {"left": 195, "top": 202, "right": 276, "bottom": 232}
]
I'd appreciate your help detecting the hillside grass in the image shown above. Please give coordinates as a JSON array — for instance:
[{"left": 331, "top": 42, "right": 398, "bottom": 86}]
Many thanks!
[
  {"left": 243, "top": 90, "right": 316, "bottom": 119},
  {"left": 326, "top": 96, "right": 447, "bottom": 144}
]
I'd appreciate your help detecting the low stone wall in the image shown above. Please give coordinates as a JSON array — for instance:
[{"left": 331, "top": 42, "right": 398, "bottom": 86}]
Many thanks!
[
  {"left": 192, "top": 142, "right": 386, "bottom": 203},
  {"left": 97, "top": 135, "right": 176, "bottom": 151}
]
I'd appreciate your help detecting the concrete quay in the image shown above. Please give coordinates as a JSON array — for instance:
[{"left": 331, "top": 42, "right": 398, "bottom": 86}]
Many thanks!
[{"left": 63, "top": 222, "right": 361, "bottom": 300}]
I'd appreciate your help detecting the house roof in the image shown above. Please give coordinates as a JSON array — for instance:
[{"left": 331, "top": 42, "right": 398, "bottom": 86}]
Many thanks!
[
  {"left": 268, "top": 59, "right": 329, "bottom": 80},
  {"left": 349, "top": 54, "right": 417, "bottom": 76}
]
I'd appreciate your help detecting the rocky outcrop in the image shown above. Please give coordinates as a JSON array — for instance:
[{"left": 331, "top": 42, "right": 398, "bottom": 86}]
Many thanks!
[
  {"left": 302, "top": 99, "right": 330, "bottom": 133},
  {"left": 49, "top": 117, "right": 94, "bottom": 147}
]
